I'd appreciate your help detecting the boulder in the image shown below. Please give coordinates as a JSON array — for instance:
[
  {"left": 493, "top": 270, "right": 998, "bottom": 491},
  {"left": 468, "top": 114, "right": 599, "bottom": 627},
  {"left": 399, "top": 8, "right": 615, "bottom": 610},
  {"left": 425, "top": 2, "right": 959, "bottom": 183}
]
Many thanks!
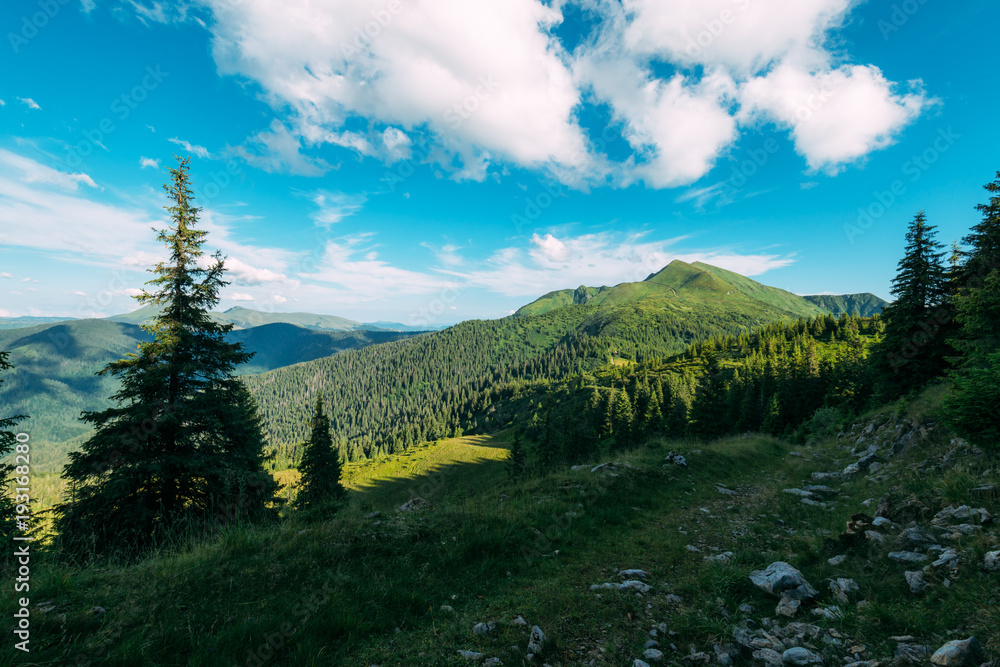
[
  {"left": 457, "top": 650, "right": 483, "bottom": 660},
  {"left": 753, "top": 648, "right": 784, "bottom": 666},
  {"left": 893, "top": 643, "right": 932, "bottom": 665},
  {"left": 829, "top": 578, "right": 859, "bottom": 604},
  {"left": 749, "top": 562, "right": 818, "bottom": 600},
  {"left": 776, "top": 597, "right": 800, "bottom": 617},
  {"left": 665, "top": 451, "right": 688, "bottom": 467},
  {"left": 930, "top": 637, "right": 983, "bottom": 666},
  {"left": 397, "top": 497, "right": 430, "bottom": 512},
  {"left": 982, "top": 550, "right": 1000, "bottom": 572},
  {"left": 888, "top": 551, "right": 928, "bottom": 565},
  {"left": 904, "top": 570, "right": 928, "bottom": 594},
  {"left": 896, "top": 526, "right": 938, "bottom": 551},
  {"left": 642, "top": 648, "right": 664, "bottom": 662}
]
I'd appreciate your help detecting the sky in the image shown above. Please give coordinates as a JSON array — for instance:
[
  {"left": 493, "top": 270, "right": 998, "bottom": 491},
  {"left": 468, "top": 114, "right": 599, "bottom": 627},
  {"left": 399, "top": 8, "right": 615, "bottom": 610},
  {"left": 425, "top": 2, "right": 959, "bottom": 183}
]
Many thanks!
[{"left": 1, "top": 0, "right": 998, "bottom": 326}]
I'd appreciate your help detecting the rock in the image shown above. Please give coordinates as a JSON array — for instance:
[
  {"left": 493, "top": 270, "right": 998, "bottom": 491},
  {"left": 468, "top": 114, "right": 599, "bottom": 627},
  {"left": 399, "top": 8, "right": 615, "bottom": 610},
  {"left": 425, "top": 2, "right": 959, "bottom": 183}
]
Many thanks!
[
  {"left": 893, "top": 643, "right": 932, "bottom": 665},
  {"left": 591, "top": 580, "right": 652, "bottom": 593},
  {"left": 686, "top": 545, "right": 701, "bottom": 552},
  {"left": 643, "top": 648, "right": 664, "bottom": 662},
  {"left": 397, "top": 497, "right": 430, "bottom": 512},
  {"left": 749, "top": 562, "right": 818, "bottom": 600},
  {"left": 738, "top": 603, "right": 754, "bottom": 614},
  {"left": 704, "top": 552, "right": 734, "bottom": 564},
  {"left": 932, "top": 549, "right": 959, "bottom": 568},
  {"left": 365, "top": 511, "right": 382, "bottom": 519},
  {"left": 829, "top": 578, "right": 859, "bottom": 604},
  {"left": 932, "top": 505, "right": 992, "bottom": 526},
  {"left": 803, "top": 485, "right": 838, "bottom": 498},
  {"left": 666, "top": 451, "right": 688, "bottom": 467},
  {"left": 619, "top": 569, "right": 651, "bottom": 580},
  {"left": 865, "top": 530, "right": 888, "bottom": 544},
  {"left": 472, "top": 622, "right": 491, "bottom": 635},
  {"left": 484, "top": 659, "right": 503, "bottom": 667},
  {"left": 591, "top": 462, "right": 619, "bottom": 473},
  {"left": 827, "top": 554, "right": 847, "bottom": 566},
  {"left": 872, "top": 516, "right": 896, "bottom": 528},
  {"left": 513, "top": 615, "right": 528, "bottom": 626},
  {"left": 930, "top": 637, "right": 983, "bottom": 666},
  {"left": 982, "top": 550, "right": 1000, "bottom": 572},
  {"left": 783, "top": 488, "right": 815, "bottom": 498},
  {"left": 811, "top": 606, "right": 841, "bottom": 620},
  {"left": 90, "top": 606, "right": 106, "bottom": 616},
  {"left": 753, "top": 648, "right": 785, "bottom": 666},
  {"left": 440, "top": 605, "right": 455, "bottom": 613},
  {"left": 776, "top": 597, "right": 800, "bottom": 617},
  {"left": 528, "top": 625, "right": 545, "bottom": 654},
  {"left": 811, "top": 472, "right": 842, "bottom": 482},
  {"left": 801, "top": 498, "right": 828, "bottom": 508},
  {"left": 457, "top": 650, "right": 483, "bottom": 660},
  {"left": 716, "top": 485, "right": 738, "bottom": 496},
  {"left": 904, "top": 570, "right": 927, "bottom": 594},
  {"left": 896, "top": 526, "right": 938, "bottom": 551},
  {"left": 645, "top": 639, "right": 660, "bottom": 649},
  {"left": 782, "top": 647, "right": 823, "bottom": 665},
  {"left": 888, "top": 551, "right": 928, "bottom": 565},
  {"left": 633, "top": 661, "right": 651, "bottom": 667}
]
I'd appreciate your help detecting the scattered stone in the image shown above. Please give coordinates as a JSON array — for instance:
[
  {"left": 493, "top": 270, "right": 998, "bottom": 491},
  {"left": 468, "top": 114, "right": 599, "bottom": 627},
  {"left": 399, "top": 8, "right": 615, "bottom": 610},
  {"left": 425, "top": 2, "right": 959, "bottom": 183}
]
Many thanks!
[
  {"left": 686, "top": 545, "right": 701, "bottom": 552},
  {"left": 704, "top": 552, "right": 734, "bottom": 564},
  {"left": 633, "top": 661, "right": 651, "bottom": 667},
  {"left": 970, "top": 484, "right": 995, "bottom": 495},
  {"left": 982, "top": 550, "right": 1000, "bottom": 572},
  {"left": 483, "top": 659, "right": 503, "bottom": 667},
  {"left": 783, "top": 488, "right": 814, "bottom": 498},
  {"left": 811, "top": 472, "right": 842, "bottom": 482},
  {"left": 472, "top": 622, "right": 491, "bottom": 635},
  {"left": 512, "top": 615, "right": 527, "bottom": 626},
  {"left": 896, "top": 526, "right": 939, "bottom": 551},
  {"left": 893, "top": 643, "right": 932, "bottom": 665},
  {"left": 90, "top": 606, "right": 106, "bottom": 616},
  {"left": 865, "top": 530, "right": 888, "bottom": 544},
  {"left": 645, "top": 639, "right": 660, "bottom": 649},
  {"left": 590, "top": 580, "right": 652, "bottom": 594},
  {"left": 828, "top": 554, "right": 847, "bottom": 566},
  {"left": 365, "top": 511, "right": 381, "bottom": 519},
  {"left": 829, "top": 578, "right": 859, "bottom": 604},
  {"left": 619, "top": 569, "right": 651, "bottom": 580},
  {"left": 665, "top": 452, "right": 688, "bottom": 467},
  {"left": 801, "top": 498, "right": 828, "bottom": 508},
  {"left": 457, "top": 650, "right": 483, "bottom": 660},
  {"left": 888, "top": 551, "right": 928, "bottom": 565},
  {"left": 803, "top": 485, "right": 838, "bottom": 498},
  {"left": 440, "top": 605, "right": 455, "bottom": 613},
  {"left": 776, "top": 597, "right": 800, "bottom": 617},
  {"left": 749, "top": 562, "right": 818, "bottom": 600},
  {"left": 811, "top": 606, "right": 841, "bottom": 620},
  {"left": 872, "top": 516, "right": 896, "bottom": 528},
  {"left": 643, "top": 648, "right": 664, "bottom": 662},
  {"left": 782, "top": 647, "right": 823, "bottom": 665},
  {"left": 930, "top": 637, "right": 983, "bottom": 666},
  {"left": 528, "top": 625, "right": 545, "bottom": 654},
  {"left": 591, "top": 462, "right": 619, "bottom": 473},
  {"left": 753, "top": 648, "right": 784, "bottom": 666},
  {"left": 397, "top": 497, "right": 430, "bottom": 512},
  {"left": 738, "top": 603, "right": 754, "bottom": 614},
  {"left": 716, "top": 485, "right": 738, "bottom": 496},
  {"left": 904, "top": 570, "right": 928, "bottom": 594}
]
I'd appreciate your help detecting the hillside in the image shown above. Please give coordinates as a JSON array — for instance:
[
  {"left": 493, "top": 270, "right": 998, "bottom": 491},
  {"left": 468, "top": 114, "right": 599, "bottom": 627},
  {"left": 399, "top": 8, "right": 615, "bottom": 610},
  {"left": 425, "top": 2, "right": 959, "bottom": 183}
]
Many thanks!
[
  {"left": 7, "top": 388, "right": 998, "bottom": 665},
  {"left": 245, "top": 263, "right": 849, "bottom": 463},
  {"left": 0, "top": 315, "right": 76, "bottom": 329},
  {"left": 0, "top": 319, "right": 418, "bottom": 470},
  {"left": 803, "top": 292, "right": 889, "bottom": 317},
  {"left": 107, "top": 304, "right": 365, "bottom": 331}
]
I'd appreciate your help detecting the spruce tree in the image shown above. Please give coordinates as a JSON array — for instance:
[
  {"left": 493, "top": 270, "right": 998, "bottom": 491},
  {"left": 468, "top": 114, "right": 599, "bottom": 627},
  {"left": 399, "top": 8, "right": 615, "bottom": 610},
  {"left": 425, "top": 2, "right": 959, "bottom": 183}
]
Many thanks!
[
  {"left": 507, "top": 431, "right": 527, "bottom": 481},
  {"left": 875, "top": 211, "right": 950, "bottom": 395},
  {"left": 54, "top": 157, "right": 278, "bottom": 557},
  {"left": 295, "top": 394, "right": 347, "bottom": 512},
  {"left": 0, "top": 352, "right": 26, "bottom": 552}
]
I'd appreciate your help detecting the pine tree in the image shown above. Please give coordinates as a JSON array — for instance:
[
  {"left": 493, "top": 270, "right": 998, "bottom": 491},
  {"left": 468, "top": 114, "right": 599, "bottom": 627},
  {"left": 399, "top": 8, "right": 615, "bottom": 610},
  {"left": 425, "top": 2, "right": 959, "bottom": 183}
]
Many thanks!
[
  {"left": 54, "top": 157, "right": 278, "bottom": 556},
  {"left": 0, "top": 352, "right": 26, "bottom": 552},
  {"left": 508, "top": 431, "right": 527, "bottom": 481},
  {"left": 295, "top": 394, "right": 347, "bottom": 512},
  {"left": 611, "top": 389, "right": 635, "bottom": 450},
  {"left": 875, "top": 211, "right": 951, "bottom": 396}
]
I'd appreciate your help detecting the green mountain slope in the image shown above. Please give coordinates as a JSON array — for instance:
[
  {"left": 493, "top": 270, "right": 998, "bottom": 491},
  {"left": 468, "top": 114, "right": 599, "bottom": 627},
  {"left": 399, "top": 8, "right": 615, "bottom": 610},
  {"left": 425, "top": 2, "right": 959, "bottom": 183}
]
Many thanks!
[
  {"left": 0, "top": 315, "right": 77, "bottom": 329},
  {"left": 803, "top": 292, "right": 888, "bottom": 316},
  {"left": 0, "top": 319, "right": 418, "bottom": 470},
  {"left": 516, "top": 260, "right": 828, "bottom": 319}
]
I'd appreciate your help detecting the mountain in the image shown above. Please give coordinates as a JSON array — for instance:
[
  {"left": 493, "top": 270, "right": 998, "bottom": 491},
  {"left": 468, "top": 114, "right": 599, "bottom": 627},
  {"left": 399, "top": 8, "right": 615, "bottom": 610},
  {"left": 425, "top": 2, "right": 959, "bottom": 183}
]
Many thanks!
[
  {"left": 244, "top": 261, "right": 854, "bottom": 461},
  {"left": 803, "top": 292, "right": 888, "bottom": 317},
  {"left": 0, "top": 319, "right": 419, "bottom": 470},
  {"left": 515, "top": 260, "right": 829, "bottom": 320},
  {"left": 0, "top": 315, "right": 77, "bottom": 329}
]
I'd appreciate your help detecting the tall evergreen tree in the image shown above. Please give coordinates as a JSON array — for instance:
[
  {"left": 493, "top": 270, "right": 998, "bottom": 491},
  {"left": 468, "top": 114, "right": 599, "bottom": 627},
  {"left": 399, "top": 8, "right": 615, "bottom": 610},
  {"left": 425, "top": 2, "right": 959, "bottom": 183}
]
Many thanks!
[
  {"left": 875, "top": 211, "right": 951, "bottom": 395},
  {"left": 295, "top": 394, "right": 347, "bottom": 512},
  {"left": 507, "top": 431, "right": 527, "bottom": 481},
  {"left": 0, "top": 352, "right": 26, "bottom": 552},
  {"left": 55, "top": 157, "right": 278, "bottom": 557}
]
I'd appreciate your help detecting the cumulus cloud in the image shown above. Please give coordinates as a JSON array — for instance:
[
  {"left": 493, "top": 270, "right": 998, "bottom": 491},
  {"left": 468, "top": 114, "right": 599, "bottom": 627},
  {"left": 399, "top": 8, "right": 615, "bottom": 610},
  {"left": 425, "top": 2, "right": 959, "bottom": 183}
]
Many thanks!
[
  {"left": 156, "top": 0, "right": 928, "bottom": 187},
  {"left": 18, "top": 97, "right": 41, "bottom": 110},
  {"left": 740, "top": 64, "right": 927, "bottom": 172},
  {"left": 139, "top": 156, "right": 161, "bottom": 169},
  {"left": 228, "top": 292, "right": 255, "bottom": 301}
]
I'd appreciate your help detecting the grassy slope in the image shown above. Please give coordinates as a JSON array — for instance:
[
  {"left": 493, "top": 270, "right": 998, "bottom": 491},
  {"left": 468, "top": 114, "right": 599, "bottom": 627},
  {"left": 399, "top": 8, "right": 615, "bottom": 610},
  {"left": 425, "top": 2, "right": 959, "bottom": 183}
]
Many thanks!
[
  {"left": 803, "top": 293, "right": 889, "bottom": 317},
  {"left": 7, "top": 389, "right": 997, "bottom": 666}
]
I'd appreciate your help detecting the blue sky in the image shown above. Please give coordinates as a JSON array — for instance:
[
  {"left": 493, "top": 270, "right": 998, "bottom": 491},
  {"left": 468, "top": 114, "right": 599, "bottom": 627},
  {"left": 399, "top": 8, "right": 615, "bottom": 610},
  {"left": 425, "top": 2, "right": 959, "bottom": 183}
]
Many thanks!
[{"left": 1, "top": 0, "right": 997, "bottom": 325}]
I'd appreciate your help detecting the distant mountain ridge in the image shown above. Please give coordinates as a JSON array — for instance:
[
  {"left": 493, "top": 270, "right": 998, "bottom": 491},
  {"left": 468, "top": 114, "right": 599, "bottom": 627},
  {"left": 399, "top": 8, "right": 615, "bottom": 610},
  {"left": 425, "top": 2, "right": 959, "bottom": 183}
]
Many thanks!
[
  {"left": 802, "top": 293, "right": 888, "bottom": 317},
  {"left": 106, "top": 305, "right": 444, "bottom": 332}
]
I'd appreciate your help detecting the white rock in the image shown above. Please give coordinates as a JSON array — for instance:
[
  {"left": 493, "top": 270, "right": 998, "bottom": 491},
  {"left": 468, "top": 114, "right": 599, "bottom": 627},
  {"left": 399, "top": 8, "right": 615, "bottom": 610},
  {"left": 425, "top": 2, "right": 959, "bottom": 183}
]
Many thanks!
[
  {"left": 512, "top": 615, "right": 527, "bottom": 626},
  {"left": 457, "top": 650, "right": 483, "bottom": 660},
  {"left": 642, "top": 648, "right": 664, "bottom": 662},
  {"left": 749, "top": 562, "right": 818, "bottom": 600},
  {"left": 619, "top": 569, "right": 651, "bottom": 580},
  {"left": 905, "top": 570, "right": 928, "bottom": 593},
  {"left": 782, "top": 646, "right": 823, "bottom": 665},
  {"left": 930, "top": 637, "right": 984, "bottom": 666},
  {"left": 982, "top": 550, "right": 1000, "bottom": 572},
  {"left": 472, "top": 622, "right": 491, "bottom": 635},
  {"left": 776, "top": 597, "right": 800, "bottom": 617},
  {"left": 888, "top": 551, "right": 928, "bottom": 564},
  {"left": 632, "top": 661, "right": 651, "bottom": 667},
  {"left": 527, "top": 625, "right": 545, "bottom": 654},
  {"left": 397, "top": 497, "right": 430, "bottom": 512},
  {"left": 704, "top": 552, "right": 734, "bottom": 564},
  {"left": 827, "top": 554, "right": 847, "bottom": 566},
  {"left": 829, "top": 577, "right": 859, "bottom": 604}
]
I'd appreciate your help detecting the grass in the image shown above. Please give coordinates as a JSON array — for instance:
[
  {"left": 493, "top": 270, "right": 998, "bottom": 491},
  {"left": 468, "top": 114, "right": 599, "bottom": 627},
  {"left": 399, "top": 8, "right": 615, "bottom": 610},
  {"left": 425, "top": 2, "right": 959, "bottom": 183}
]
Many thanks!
[{"left": 3, "top": 391, "right": 998, "bottom": 666}]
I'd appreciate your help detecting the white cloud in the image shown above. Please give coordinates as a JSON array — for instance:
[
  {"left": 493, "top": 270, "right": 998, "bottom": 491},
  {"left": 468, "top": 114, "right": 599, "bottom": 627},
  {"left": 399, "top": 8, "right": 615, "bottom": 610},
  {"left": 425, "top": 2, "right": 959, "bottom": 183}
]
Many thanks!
[
  {"left": 81, "top": 0, "right": 96, "bottom": 13},
  {"left": 232, "top": 120, "right": 331, "bottom": 176},
  {"left": 0, "top": 272, "right": 11, "bottom": 278},
  {"left": 139, "top": 156, "right": 161, "bottom": 169},
  {"left": 308, "top": 190, "right": 366, "bottom": 226},
  {"left": 18, "top": 97, "right": 41, "bottom": 110},
  {"left": 449, "top": 231, "right": 794, "bottom": 297},
  {"left": 0, "top": 150, "right": 99, "bottom": 190},
  {"left": 740, "top": 64, "right": 926, "bottom": 172},
  {"left": 421, "top": 242, "right": 464, "bottom": 267},
  {"left": 0, "top": 99, "right": 5, "bottom": 107},
  {"left": 161, "top": 0, "right": 927, "bottom": 187},
  {"left": 229, "top": 292, "right": 255, "bottom": 301},
  {"left": 167, "top": 137, "right": 210, "bottom": 158}
]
